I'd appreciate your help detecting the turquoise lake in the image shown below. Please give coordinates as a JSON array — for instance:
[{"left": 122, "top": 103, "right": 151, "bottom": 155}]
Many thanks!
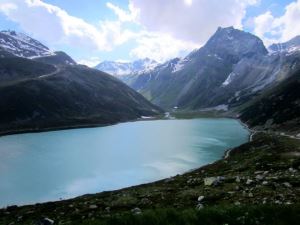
[{"left": 0, "top": 118, "right": 249, "bottom": 207}]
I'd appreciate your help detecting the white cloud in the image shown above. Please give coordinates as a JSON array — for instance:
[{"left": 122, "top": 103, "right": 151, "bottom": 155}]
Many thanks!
[
  {"left": 0, "top": 0, "right": 264, "bottom": 62},
  {"left": 279, "top": 0, "right": 300, "bottom": 41},
  {"left": 130, "top": 31, "right": 199, "bottom": 62},
  {"left": 0, "top": 0, "right": 133, "bottom": 51},
  {"left": 129, "top": 0, "right": 259, "bottom": 44},
  {"left": 106, "top": 2, "right": 138, "bottom": 22},
  {"left": 254, "top": 11, "right": 274, "bottom": 37},
  {"left": 0, "top": 2, "right": 17, "bottom": 13},
  {"left": 253, "top": 0, "right": 300, "bottom": 46},
  {"left": 253, "top": 11, "right": 278, "bottom": 46}
]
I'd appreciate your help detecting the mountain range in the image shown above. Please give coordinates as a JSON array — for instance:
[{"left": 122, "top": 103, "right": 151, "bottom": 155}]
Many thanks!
[
  {"left": 1, "top": 27, "right": 300, "bottom": 133},
  {"left": 110, "top": 27, "right": 300, "bottom": 114},
  {"left": 0, "top": 30, "right": 162, "bottom": 134},
  {"left": 95, "top": 58, "right": 158, "bottom": 76}
]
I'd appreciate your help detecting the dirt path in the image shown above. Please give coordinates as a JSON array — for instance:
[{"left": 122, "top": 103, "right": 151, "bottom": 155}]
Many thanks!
[{"left": 0, "top": 65, "right": 61, "bottom": 87}]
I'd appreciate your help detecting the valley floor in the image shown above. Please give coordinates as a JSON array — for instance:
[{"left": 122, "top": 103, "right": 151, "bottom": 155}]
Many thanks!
[{"left": 1, "top": 131, "right": 300, "bottom": 224}]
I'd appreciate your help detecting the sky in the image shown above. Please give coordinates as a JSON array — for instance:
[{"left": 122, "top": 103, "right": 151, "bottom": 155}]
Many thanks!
[{"left": 0, "top": 0, "right": 299, "bottom": 66}]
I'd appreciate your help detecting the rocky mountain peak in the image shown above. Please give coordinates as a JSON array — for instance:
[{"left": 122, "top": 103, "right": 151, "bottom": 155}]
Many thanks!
[{"left": 204, "top": 26, "right": 268, "bottom": 57}]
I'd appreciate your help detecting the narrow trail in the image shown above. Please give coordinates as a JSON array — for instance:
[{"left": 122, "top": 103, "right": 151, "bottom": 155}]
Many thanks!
[{"left": 0, "top": 65, "right": 61, "bottom": 88}]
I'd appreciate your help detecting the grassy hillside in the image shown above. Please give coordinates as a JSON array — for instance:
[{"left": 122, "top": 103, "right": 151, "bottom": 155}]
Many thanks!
[
  {"left": 0, "top": 63, "right": 162, "bottom": 134},
  {"left": 0, "top": 56, "right": 56, "bottom": 81}
]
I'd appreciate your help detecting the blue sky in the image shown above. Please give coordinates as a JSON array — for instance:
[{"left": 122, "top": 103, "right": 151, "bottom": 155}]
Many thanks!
[{"left": 0, "top": 0, "right": 299, "bottom": 66}]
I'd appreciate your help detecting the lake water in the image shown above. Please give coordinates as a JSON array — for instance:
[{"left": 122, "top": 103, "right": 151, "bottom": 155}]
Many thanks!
[{"left": 0, "top": 118, "right": 249, "bottom": 207}]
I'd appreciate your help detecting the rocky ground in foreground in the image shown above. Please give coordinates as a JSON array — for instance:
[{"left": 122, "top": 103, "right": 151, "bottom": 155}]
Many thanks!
[{"left": 0, "top": 132, "right": 300, "bottom": 225}]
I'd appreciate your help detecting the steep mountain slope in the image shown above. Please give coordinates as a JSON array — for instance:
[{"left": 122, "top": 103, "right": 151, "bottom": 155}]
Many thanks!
[
  {"left": 126, "top": 27, "right": 300, "bottom": 111},
  {"left": 239, "top": 69, "right": 300, "bottom": 132},
  {"left": 95, "top": 58, "right": 158, "bottom": 76},
  {"left": 0, "top": 56, "right": 56, "bottom": 82},
  {"left": 34, "top": 51, "right": 76, "bottom": 65},
  {"left": 127, "top": 27, "right": 268, "bottom": 109},
  {"left": 0, "top": 32, "right": 162, "bottom": 134},
  {"left": 0, "top": 30, "right": 76, "bottom": 66},
  {"left": 0, "top": 30, "right": 54, "bottom": 58}
]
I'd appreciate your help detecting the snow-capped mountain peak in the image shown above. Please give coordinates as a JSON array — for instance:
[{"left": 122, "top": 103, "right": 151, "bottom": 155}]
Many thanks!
[
  {"left": 95, "top": 58, "right": 158, "bottom": 76},
  {"left": 269, "top": 36, "right": 300, "bottom": 54},
  {"left": 0, "top": 30, "right": 55, "bottom": 58}
]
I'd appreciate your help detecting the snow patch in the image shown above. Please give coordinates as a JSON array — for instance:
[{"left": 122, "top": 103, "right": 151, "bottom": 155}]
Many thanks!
[
  {"left": 172, "top": 58, "right": 190, "bottom": 73},
  {"left": 141, "top": 116, "right": 154, "bottom": 119},
  {"left": 200, "top": 104, "right": 228, "bottom": 112},
  {"left": 0, "top": 30, "right": 54, "bottom": 58},
  {"left": 222, "top": 72, "right": 236, "bottom": 86}
]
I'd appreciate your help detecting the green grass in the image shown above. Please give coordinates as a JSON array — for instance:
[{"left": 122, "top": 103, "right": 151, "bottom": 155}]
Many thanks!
[{"left": 80, "top": 205, "right": 300, "bottom": 225}]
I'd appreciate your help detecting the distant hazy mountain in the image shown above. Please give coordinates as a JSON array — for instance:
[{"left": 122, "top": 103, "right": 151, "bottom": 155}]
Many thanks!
[
  {"left": 124, "top": 27, "right": 300, "bottom": 111},
  {"left": 95, "top": 58, "right": 158, "bottom": 76},
  {"left": 0, "top": 31, "right": 162, "bottom": 134},
  {"left": 269, "top": 36, "right": 300, "bottom": 53}
]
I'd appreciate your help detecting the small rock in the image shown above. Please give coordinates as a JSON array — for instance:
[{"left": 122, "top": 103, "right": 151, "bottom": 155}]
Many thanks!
[
  {"left": 262, "top": 181, "right": 268, "bottom": 185},
  {"left": 246, "top": 179, "right": 254, "bottom": 185},
  {"left": 105, "top": 207, "right": 110, "bottom": 212},
  {"left": 236, "top": 176, "right": 241, "bottom": 183},
  {"left": 234, "top": 201, "right": 241, "bottom": 206},
  {"left": 131, "top": 207, "right": 142, "bottom": 215},
  {"left": 89, "top": 204, "right": 98, "bottom": 209},
  {"left": 197, "top": 196, "right": 205, "bottom": 202},
  {"left": 254, "top": 171, "right": 264, "bottom": 174},
  {"left": 196, "top": 203, "right": 204, "bottom": 210},
  {"left": 283, "top": 182, "right": 292, "bottom": 188},
  {"left": 289, "top": 168, "right": 297, "bottom": 173},
  {"left": 248, "top": 193, "right": 254, "bottom": 198},
  {"left": 141, "top": 197, "right": 152, "bottom": 205},
  {"left": 255, "top": 174, "right": 264, "bottom": 180},
  {"left": 38, "top": 218, "right": 54, "bottom": 225},
  {"left": 204, "top": 176, "right": 224, "bottom": 186}
]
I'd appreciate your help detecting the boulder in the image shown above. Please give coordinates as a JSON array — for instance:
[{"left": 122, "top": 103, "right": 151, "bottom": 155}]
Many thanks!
[
  {"left": 89, "top": 204, "right": 98, "bottom": 209},
  {"left": 131, "top": 207, "right": 142, "bottom": 215},
  {"left": 204, "top": 176, "right": 224, "bottom": 186},
  {"left": 197, "top": 196, "right": 205, "bottom": 202},
  {"left": 196, "top": 203, "right": 204, "bottom": 210},
  {"left": 37, "top": 218, "right": 54, "bottom": 225},
  {"left": 246, "top": 179, "right": 254, "bottom": 185}
]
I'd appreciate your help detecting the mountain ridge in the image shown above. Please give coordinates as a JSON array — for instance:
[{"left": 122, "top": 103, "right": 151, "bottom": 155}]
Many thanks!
[
  {"left": 121, "top": 27, "right": 300, "bottom": 111},
  {"left": 95, "top": 58, "right": 158, "bottom": 76},
  {"left": 0, "top": 31, "right": 163, "bottom": 134}
]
